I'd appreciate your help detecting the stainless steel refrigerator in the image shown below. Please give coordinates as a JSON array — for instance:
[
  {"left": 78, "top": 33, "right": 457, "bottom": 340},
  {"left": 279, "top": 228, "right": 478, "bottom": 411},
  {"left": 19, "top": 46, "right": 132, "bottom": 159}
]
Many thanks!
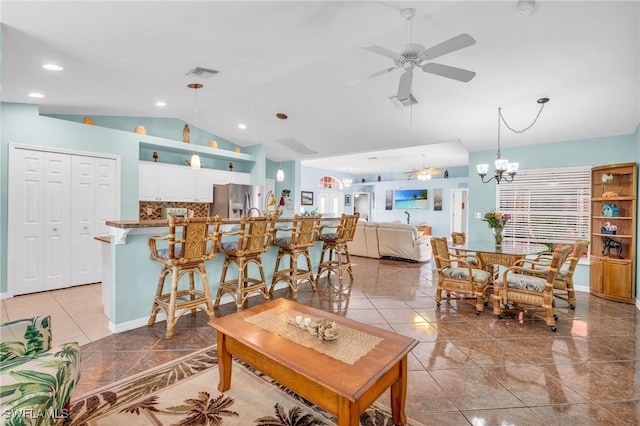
[{"left": 211, "top": 183, "right": 264, "bottom": 219}]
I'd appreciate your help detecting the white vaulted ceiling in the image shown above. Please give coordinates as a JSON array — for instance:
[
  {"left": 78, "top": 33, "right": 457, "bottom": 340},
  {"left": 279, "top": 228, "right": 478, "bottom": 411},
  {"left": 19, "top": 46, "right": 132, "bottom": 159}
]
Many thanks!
[{"left": 2, "top": 1, "right": 638, "bottom": 174}]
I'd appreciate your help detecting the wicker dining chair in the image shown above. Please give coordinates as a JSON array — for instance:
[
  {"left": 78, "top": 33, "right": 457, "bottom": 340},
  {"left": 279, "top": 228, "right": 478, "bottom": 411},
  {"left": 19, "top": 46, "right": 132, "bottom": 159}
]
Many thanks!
[
  {"left": 270, "top": 214, "right": 322, "bottom": 298},
  {"left": 430, "top": 237, "right": 491, "bottom": 314},
  {"left": 214, "top": 215, "right": 276, "bottom": 310},
  {"left": 519, "top": 240, "right": 589, "bottom": 309},
  {"left": 493, "top": 246, "right": 571, "bottom": 331},
  {"left": 148, "top": 215, "right": 222, "bottom": 339},
  {"left": 316, "top": 213, "right": 359, "bottom": 285},
  {"left": 450, "top": 231, "right": 480, "bottom": 267}
]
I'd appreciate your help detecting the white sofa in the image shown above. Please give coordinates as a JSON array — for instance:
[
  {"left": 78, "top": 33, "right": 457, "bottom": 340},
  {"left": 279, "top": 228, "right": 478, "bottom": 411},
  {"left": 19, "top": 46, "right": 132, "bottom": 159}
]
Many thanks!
[
  {"left": 347, "top": 222, "right": 431, "bottom": 262},
  {"left": 348, "top": 221, "right": 381, "bottom": 258}
]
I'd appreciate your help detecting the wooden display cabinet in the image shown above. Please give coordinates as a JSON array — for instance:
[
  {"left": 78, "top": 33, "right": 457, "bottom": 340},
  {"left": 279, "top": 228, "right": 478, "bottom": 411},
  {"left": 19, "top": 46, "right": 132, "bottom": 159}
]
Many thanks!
[{"left": 590, "top": 163, "right": 637, "bottom": 303}]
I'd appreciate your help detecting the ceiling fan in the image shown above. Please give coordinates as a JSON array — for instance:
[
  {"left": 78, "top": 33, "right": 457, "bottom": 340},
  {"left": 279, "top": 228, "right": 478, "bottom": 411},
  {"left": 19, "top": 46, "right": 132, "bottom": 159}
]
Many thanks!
[
  {"left": 362, "top": 8, "right": 476, "bottom": 101},
  {"left": 404, "top": 155, "right": 443, "bottom": 180}
]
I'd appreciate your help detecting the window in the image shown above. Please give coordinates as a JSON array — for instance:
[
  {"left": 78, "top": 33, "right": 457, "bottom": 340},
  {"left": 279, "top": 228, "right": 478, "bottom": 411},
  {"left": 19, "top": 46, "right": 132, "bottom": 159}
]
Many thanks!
[
  {"left": 496, "top": 167, "right": 590, "bottom": 247},
  {"left": 318, "top": 176, "right": 342, "bottom": 189}
]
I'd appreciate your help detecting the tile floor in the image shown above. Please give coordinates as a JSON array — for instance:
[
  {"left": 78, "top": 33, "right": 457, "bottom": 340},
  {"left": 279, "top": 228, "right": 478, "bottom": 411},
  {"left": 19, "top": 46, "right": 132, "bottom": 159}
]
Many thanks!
[{"left": 3, "top": 256, "right": 640, "bottom": 425}]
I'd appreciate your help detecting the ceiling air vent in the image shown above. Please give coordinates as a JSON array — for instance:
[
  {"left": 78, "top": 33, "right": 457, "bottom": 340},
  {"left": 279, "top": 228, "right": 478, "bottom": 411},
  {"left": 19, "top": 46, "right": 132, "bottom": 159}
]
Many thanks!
[
  {"left": 390, "top": 94, "right": 418, "bottom": 109},
  {"left": 185, "top": 67, "right": 219, "bottom": 78}
]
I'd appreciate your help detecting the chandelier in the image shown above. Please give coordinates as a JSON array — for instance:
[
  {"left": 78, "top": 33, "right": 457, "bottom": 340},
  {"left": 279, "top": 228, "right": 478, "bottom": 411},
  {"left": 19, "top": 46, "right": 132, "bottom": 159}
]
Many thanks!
[{"left": 477, "top": 97, "right": 549, "bottom": 184}]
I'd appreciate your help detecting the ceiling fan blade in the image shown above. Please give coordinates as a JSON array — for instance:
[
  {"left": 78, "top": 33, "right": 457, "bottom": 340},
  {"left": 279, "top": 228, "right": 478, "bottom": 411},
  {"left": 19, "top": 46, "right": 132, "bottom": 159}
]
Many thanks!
[
  {"left": 367, "top": 66, "right": 399, "bottom": 79},
  {"left": 421, "top": 62, "right": 476, "bottom": 82},
  {"left": 422, "top": 33, "right": 476, "bottom": 60},
  {"left": 397, "top": 70, "right": 413, "bottom": 101},
  {"left": 345, "top": 66, "right": 398, "bottom": 87},
  {"left": 362, "top": 44, "right": 403, "bottom": 60}
]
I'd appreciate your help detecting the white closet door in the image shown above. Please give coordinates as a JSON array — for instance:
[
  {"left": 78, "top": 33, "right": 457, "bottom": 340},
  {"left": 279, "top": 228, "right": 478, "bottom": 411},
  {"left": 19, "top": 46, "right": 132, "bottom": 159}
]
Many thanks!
[
  {"left": 94, "top": 158, "right": 117, "bottom": 280},
  {"left": 43, "top": 153, "right": 72, "bottom": 290},
  {"left": 71, "top": 155, "right": 97, "bottom": 285},
  {"left": 9, "top": 149, "right": 45, "bottom": 295}
]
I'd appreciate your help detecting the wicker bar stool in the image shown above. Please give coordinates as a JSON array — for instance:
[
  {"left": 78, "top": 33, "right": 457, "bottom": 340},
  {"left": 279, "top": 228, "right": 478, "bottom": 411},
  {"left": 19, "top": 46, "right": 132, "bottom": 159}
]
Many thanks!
[
  {"left": 214, "top": 215, "right": 276, "bottom": 310},
  {"left": 316, "top": 213, "right": 359, "bottom": 285},
  {"left": 148, "top": 215, "right": 222, "bottom": 339},
  {"left": 270, "top": 214, "right": 322, "bottom": 298}
]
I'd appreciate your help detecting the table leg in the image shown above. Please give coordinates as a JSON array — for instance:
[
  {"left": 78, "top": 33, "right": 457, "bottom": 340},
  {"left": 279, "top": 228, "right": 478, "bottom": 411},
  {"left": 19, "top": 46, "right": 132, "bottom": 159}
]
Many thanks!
[
  {"left": 390, "top": 356, "right": 408, "bottom": 426},
  {"left": 217, "top": 332, "right": 232, "bottom": 392},
  {"left": 337, "top": 396, "right": 359, "bottom": 426}
]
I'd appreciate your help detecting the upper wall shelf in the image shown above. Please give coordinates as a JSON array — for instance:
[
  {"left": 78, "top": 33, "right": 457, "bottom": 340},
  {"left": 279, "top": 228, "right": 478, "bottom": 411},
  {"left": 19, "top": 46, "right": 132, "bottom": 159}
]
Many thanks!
[{"left": 139, "top": 134, "right": 256, "bottom": 165}]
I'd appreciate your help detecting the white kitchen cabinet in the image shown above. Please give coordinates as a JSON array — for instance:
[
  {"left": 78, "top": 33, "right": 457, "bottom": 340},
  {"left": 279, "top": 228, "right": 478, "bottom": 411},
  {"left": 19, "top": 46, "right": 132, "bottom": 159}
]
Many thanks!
[
  {"left": 213, "top": 170, "right": 251, "bottom": 185},
  {"left": 195, "top": 168, "right": 215, "bottom": 202},
  {"left": 139, "top": 161, "right": 180, "bottom": 201},
  {"left": 178, "top": 167, "right": 214, "bottom": 202},
  {"left": 8, "top": 146, "right": 118, "bottom": 296}
]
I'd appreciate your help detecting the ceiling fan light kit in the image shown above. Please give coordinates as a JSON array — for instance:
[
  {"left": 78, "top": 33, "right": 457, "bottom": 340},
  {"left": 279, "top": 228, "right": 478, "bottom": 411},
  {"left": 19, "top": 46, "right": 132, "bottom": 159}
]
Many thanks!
[
  {"left": 405, "top": 154, "right": 443, "bottom": 180},
  {"left": 477, "top": 98, "right": 550, "bottom": 184}
]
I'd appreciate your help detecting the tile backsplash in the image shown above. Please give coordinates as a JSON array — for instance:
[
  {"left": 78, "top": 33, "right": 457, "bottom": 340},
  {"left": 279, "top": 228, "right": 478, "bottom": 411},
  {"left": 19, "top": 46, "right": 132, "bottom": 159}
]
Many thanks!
[{"left": 139, "top": 201, "right": 210, "bottom": 220}]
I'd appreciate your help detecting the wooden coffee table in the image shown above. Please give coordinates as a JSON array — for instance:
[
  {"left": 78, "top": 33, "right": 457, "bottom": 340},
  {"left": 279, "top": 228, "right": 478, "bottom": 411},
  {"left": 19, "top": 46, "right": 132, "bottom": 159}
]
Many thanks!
[{"left": 209, "top": 298, "right": 418, "bottom": 426}]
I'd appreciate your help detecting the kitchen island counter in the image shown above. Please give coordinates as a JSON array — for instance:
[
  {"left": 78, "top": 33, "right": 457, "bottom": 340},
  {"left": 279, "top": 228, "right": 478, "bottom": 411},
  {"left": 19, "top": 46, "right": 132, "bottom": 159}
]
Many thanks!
[
  {"left": 102, "top": 215, "right": 341, "bottom": 333},
  {"left": 105, "top": 216, "right": 339, "bottom": 229}
]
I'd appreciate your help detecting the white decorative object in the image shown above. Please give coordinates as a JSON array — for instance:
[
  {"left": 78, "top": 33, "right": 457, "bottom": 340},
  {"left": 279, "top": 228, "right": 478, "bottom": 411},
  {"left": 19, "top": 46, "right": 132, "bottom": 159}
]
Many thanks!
[
  {"left": 287, "top": 316, "right": 339, "bottom": 341},
  {"left": 602, "top": 173, "right": 614, "bottom": 183}
]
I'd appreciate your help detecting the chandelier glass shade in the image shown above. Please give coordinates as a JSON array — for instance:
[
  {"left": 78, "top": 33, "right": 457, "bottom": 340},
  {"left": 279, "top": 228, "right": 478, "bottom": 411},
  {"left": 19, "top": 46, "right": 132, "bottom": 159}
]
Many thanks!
[{"left": 276, "top": 168, "right": 285, "bottom": 182}]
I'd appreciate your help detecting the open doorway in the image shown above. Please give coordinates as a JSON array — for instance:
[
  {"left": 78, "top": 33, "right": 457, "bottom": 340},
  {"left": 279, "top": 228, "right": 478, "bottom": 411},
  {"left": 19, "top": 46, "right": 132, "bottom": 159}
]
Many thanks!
[
  {"left": 450, "top": 188, "right": 469, "bottom": 235},
  {"left": 353, "top": 192, "right": 373, "bottom": 221}
]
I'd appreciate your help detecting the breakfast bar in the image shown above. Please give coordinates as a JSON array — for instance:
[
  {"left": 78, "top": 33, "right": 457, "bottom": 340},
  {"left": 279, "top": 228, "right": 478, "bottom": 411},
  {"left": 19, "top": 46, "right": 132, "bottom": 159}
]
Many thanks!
[{"left": 101, "top": 216, "right": 340, "bottom": 333}]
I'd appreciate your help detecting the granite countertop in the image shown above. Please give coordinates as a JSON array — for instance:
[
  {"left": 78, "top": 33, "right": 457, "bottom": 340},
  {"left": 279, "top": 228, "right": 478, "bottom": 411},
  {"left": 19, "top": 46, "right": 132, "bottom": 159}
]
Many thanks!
[{"left": 105, "top": 216, "right": 340, "bottom": 229}]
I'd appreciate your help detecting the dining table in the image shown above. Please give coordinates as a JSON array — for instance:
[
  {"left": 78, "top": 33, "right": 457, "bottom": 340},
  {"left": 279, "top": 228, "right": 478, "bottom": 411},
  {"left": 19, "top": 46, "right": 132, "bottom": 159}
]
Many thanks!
[{"left": 451, "top": 241, "right": 550, "bottom": 268}]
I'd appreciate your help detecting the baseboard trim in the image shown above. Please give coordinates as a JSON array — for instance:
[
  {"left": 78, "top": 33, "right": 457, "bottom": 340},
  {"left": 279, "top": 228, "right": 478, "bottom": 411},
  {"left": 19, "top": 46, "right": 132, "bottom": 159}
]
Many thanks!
[{"left": 109, "top": 312, "right": 168, "bottom": 334}]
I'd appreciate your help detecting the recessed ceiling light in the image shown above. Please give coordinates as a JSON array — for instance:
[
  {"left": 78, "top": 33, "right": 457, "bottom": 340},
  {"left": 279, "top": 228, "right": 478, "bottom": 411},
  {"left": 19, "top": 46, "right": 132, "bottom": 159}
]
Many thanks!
[
  {"left": 237, "top": 123, "right": 247, "bottom": 130},
  {"left": 155, "top": 101, "right": 167, "bottom": 107},
  {"left": 28, "top": 92, "right": 45, "bottom": 98},
  {"left": 42, "top": 63, "right": 64, "bottom": 71}
]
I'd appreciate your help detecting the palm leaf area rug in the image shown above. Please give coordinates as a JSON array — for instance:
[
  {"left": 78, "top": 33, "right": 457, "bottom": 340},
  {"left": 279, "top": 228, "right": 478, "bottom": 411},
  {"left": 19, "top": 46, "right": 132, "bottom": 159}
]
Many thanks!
[{"left": 67, "top": 345, "right": 422, "bottom": 426}]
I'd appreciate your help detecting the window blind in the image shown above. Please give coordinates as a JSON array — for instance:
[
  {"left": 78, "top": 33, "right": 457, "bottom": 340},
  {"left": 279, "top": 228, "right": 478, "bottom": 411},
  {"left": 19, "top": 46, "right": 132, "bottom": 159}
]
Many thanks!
[{"left": 496, "top": 167, "right": 591, "bottom": 246}]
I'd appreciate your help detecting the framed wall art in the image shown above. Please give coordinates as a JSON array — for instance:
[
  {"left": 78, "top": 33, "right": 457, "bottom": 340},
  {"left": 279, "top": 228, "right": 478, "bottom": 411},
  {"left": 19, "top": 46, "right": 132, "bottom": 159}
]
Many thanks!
[
  {"left": 345, "top": 194, "right": 351, "bottom": 206},
  {"left": 385, "top": 190, "right": 393, "bottom": 210},
  {"left": 433, "top": 188, "right": 443, "bottom": 211},
  {"left": 394, "top": 189, "right": 428, "bottom": 209},
  {"left": 301, "top": 191, "right": 314, "bottom": 205}
]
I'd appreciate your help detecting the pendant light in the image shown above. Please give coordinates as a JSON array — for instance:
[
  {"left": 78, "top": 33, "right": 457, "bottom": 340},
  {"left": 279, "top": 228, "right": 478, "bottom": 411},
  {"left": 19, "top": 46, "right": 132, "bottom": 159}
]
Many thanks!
[
  {"left": 188, "top": 83, "right": 203, "bottom": 170},
  {"left": 276, "top": 112, "right": 287, "bottom": 181}
]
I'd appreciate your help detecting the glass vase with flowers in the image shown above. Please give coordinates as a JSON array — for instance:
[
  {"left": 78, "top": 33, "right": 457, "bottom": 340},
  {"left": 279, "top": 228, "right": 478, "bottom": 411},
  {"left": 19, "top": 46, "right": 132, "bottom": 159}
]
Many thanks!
[{"left": 483, "top": 211, "right": 511, "bottom": 246}]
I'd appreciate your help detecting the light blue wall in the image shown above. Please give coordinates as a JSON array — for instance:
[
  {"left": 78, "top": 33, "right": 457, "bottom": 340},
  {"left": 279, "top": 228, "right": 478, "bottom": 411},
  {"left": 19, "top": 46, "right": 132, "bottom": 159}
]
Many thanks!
[
  {"left": 467, "top": 129, "right": 640, "bottom": 241},
  {"left": 299, "top": 165, "right": 469, "bottom": 235},
  {"left": 467, "top": 127, "right": 640, "bottom": 294},
  {"left": 0, "top": 102, "right": 269, "bottom": 294},
  {"left": 3, "top": 102, "right": 639, "bottom": 301}
]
